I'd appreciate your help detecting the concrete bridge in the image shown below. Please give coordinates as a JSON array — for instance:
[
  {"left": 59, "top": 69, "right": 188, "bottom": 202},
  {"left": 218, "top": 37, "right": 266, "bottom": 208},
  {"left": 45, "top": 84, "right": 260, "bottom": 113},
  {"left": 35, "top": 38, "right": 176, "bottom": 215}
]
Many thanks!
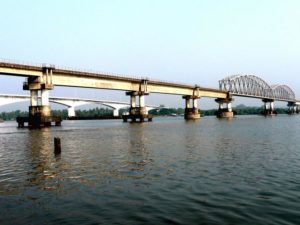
[
  {"left": 0, "top": 94, "right": 158, "bottom": 117},
  {"left": 0, "top": 59, "right": 299, "bottom": 127}
]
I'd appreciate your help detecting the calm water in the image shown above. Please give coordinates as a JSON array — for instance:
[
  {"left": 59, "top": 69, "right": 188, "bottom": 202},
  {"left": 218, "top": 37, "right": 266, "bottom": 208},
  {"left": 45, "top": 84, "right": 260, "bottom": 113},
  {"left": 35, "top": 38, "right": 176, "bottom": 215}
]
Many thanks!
[{"left": 0, "top": 115, "right": 300, "bottom": 225}]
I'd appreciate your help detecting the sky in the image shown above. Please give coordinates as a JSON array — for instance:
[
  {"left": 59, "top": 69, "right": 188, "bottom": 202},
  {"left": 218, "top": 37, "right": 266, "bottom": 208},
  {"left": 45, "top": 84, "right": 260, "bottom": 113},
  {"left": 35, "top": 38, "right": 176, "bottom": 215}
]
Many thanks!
[{"left": 0, "top": 0, "right": 299, "bottom": 110}]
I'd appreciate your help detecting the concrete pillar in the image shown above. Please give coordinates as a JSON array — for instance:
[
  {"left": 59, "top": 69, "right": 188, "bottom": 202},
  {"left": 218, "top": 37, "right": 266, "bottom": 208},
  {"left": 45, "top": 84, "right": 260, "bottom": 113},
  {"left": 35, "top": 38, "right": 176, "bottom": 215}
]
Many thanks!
[
  {"left": 139, "top": 95, "right": 145, "bottom": 107},
  {"left": 185, "top": 98, "right": 190, "bottom": 108},
  {"left": 123, "top": 91, "right": 152, "bottom": 122},
  {"left": 46, "top": 68, "right": 50, "bottom": 85},
  {"left": 50, "top": 68, "right": 53, "bottom": 85},
  {"left": 270, "top": 102, "right": 274, "bottom": 111},
  {"left": 137, "top": 94, "right": 147, "bottom": 116},
  {"left": 287, "top": 102, "right": 297, "bottom": 115},
  {"left": 262, "top": 99, "right": 276, "bottom": 116},
  {"left": 264, "top": 102, "right": 268, "bottom": 110},
  {"left": 130, "top": 95, "right": 136, "bottom": 108},
  {"left": 227, "top": 102, "right": 232, "bottom": 112},
  {"left": 193, "top": 98, "right": 198, "bottom": 108},
  {"left": 219, "top": 102, "right": 224, "bottom": 110},
  {"left": 30, "top": 90, "right": 38, "bottom": 107},
  {"left": 39, "top": 89, "right": 51, "bottom": 119},
  {"left": 183, "top": 95, "right": 200, "bottom": 120},
  {"left": 215, "top": 98, "right": 234, "bottom": 118},
  {"left": 41, "top": 89, "right": 49, "bottom": 106},
  {"left": 113, "top": 109, "right": 119, "bottom": 117},
  {"left": 22, "top": 66, "right": 61, "bottom": 128},
  {"left": 68, "top": 106, "right": 76, "bottom": 117}
]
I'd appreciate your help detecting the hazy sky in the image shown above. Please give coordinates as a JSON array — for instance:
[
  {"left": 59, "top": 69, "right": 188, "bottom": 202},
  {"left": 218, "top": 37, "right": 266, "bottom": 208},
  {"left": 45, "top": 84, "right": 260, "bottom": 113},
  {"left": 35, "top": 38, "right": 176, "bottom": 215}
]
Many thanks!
[{"left": 0, "top": 0, "right": 299, "bottom": 109}]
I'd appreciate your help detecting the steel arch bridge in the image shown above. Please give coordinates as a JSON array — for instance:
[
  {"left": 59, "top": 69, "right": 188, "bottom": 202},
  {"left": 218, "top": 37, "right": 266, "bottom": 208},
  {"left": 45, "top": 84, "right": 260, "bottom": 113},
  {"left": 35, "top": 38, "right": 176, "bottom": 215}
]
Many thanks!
[
  {"left": 219, "top": 75, "right": 296, "bottom": 102},
  {"left": 271, "top": 84, "right": 295, "bottom": 101}
]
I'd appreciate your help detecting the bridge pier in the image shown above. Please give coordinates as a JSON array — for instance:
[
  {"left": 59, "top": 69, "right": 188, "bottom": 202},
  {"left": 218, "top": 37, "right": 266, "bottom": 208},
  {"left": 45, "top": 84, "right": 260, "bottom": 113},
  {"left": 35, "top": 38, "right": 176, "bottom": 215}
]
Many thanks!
[
  {"left": 215, "top": 98, "right": 234, "bottom": 118},
  {"left": 262, "top": 99, "right": 276, "bottom": 116},
  {"left": 183, "top": 95, "right": 200, "bottom": 120},
  {"left": 123, "top": 91, "right": 153, "bottom": 122},
  {"left": 287, "top": 102, "right": 298, "bottom": 114},
  {"left": 30, "top": 90, "right": 38, "bottom": 107},
  {"left": 20, "top": 65, "right": 62, "bottom": 128}
]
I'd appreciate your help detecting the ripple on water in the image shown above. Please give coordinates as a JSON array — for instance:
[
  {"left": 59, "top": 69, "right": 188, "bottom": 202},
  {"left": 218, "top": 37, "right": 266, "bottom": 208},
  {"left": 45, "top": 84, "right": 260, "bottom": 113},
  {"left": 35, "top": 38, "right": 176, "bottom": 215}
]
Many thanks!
[{"left": 0, "top": 117, "right": 300, "bottom": 224}]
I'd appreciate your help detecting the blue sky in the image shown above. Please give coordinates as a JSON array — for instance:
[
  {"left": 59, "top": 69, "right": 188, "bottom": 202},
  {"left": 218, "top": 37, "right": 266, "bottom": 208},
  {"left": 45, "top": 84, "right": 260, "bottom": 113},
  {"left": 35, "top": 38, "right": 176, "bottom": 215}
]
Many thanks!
[{"left": 0, "top": 0, "right": 299, "bottom": 109}]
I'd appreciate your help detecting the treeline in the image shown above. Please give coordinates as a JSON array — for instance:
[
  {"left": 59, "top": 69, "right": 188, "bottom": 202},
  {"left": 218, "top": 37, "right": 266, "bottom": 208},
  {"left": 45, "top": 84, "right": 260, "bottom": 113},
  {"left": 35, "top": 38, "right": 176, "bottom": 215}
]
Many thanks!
[
  {"left": 233, "top": 107, "right": 287, "bottom": 115},
  {"left": 0, "top": 107, "right": 115, "bottom": 121},
  {"left": 149, "top": 106, "right": 289, "bottom": 116},
  {"left": 0, "top": 110, "right": 29, "bottom": 121},
  {"left": 149, "top": 108, "right": 217, "bottom": 116},
  {"left": 75, "top": 108, "right": 113, "bottom": 117},
  {"left": 0, "top": 106, "right": 290, "bottom": 121}
]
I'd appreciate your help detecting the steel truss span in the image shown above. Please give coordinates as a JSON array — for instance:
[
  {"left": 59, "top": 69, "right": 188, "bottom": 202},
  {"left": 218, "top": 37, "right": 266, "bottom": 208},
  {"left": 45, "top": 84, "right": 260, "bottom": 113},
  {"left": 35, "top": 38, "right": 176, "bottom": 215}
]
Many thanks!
[
  {"left": 271, "top": 85, "right": 295, "bottom": 101},
  {"left": 219, "top": 75, "right": 296, "bottom": 101}
]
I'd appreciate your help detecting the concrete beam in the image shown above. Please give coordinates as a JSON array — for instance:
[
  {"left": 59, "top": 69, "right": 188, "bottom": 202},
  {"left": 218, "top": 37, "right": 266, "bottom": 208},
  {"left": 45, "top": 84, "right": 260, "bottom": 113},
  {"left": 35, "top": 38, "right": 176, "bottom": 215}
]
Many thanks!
[{"left": 0, "top": 62, "right": 228, "bottom": 98}]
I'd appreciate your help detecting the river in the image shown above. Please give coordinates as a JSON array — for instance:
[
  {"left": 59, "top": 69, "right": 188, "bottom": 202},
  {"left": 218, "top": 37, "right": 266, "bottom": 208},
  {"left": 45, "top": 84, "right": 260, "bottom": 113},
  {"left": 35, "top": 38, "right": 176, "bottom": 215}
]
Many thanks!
[{"left": 0, "top": 115, "right": 300, "bottom": 224}]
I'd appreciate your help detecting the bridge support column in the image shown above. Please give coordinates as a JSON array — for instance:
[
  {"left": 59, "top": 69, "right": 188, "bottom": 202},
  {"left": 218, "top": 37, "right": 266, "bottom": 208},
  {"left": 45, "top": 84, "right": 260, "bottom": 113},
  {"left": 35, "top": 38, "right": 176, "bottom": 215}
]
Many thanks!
[
  {"left": 39, "top": 89, "right": 51, "bottom": 123},
  {"left": 215, "top": 98, "right": 234, "bottom": 118},
  {"left": 30, "top": 90, "right": 38, "bottom": 107},
  {"left": 262, "top": 99, "right": 276, "bottom": 116},
  {"left": 183, "top": 95, "right": 200, "bottom": 120},
  {"left": 288, "top": 102, "right": 297, "bottom": 115},
  {"left": 41, "top": 89, "right": 49, "bottom": 106},
  {"left": 20, "top": 65, "right": 61, "bottom": 128},
  {"left": 68, "top": 106, "right": 76, "bottom": 118},
  {"left": 123, "top": 91, "right": 152, "bottom": 122},
  {"left": 113, "top": 109, "right": 119, "bottom": 117}
]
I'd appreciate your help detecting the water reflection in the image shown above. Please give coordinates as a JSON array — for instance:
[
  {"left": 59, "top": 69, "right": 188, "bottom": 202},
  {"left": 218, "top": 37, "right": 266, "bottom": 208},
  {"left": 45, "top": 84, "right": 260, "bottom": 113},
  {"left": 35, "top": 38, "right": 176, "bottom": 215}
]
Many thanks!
[
  {"left": 25, "top": 129, "right": 68, "bottom": 191},
  {"left": 118, "top": 124, "right": 152, "bottom": 179},
  {"left": 1, "top": 117, "right": 300, "bottom": 225}
]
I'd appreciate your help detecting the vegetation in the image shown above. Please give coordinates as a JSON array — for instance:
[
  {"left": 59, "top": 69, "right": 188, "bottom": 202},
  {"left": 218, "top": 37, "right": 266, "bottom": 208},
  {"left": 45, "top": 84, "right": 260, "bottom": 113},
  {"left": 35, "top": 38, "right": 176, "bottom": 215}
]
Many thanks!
[
  {"left": 0, "top": 110, "right": 29, "bottom": 121},
  {"left": 75, "top": 108, "right": 113, "bottom": 117},
  {"left": 0, "top": 107, "right": 114, "bottom": 120},
  {"left": 149, "top": 104, "right": 289, "bottom": 116},
  {"left": 0, "top": 105, "right": 290, "bottom": 121}
]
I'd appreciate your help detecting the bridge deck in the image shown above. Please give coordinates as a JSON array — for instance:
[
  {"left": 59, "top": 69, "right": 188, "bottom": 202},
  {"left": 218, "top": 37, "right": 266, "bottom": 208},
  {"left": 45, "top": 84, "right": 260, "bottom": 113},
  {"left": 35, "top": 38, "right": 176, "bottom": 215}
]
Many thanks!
[
  {"left": 0, "top": 61, "right": 227, "bottom": 98},
  {"left": 1, "top": 61, "right": 299, "bottom": 103}
]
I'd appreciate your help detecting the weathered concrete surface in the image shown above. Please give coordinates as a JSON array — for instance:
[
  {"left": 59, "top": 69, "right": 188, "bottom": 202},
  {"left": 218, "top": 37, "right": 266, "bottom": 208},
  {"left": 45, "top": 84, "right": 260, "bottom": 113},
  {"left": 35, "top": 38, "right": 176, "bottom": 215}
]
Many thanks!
[
  {"left": 262, "top": 99, "right": 277, "bottom": 116},
  {"left": 215, "top": 98, "right": 234, "bottom": 118},
  {"left": 122, "top": 107, "right": 153, "bottom": 122},
  {"left": 217, "top": 111, "right": 234, "bottom": 118},
  {"left": 184, "top": 108, "right": 200, "bottom": 120}
]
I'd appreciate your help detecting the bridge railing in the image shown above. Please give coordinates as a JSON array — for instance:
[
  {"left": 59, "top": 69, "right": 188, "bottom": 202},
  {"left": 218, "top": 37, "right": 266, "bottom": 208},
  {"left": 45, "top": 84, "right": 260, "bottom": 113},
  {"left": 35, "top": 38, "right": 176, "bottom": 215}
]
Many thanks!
[{"left": 0, "top": 58, "right": 42, "bottom": 68}]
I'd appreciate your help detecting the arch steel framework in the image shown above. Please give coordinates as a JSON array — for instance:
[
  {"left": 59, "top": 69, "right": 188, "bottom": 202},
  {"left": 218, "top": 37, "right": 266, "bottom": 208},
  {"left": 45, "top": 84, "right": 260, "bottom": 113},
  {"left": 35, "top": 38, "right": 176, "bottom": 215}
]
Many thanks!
[
  {"left": 271, "top": 85, "right": 295, "bottom": 101},
  {"left": 219, "top": 75, "right": 295, "bottom": 101}
]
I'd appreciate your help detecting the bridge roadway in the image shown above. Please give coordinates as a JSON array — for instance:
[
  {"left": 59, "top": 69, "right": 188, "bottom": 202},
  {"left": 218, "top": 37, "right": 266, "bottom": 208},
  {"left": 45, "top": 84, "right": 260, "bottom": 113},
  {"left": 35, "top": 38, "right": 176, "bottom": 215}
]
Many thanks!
[{"left": 0, "top": 61, "right": 227, "bottom": 98}]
